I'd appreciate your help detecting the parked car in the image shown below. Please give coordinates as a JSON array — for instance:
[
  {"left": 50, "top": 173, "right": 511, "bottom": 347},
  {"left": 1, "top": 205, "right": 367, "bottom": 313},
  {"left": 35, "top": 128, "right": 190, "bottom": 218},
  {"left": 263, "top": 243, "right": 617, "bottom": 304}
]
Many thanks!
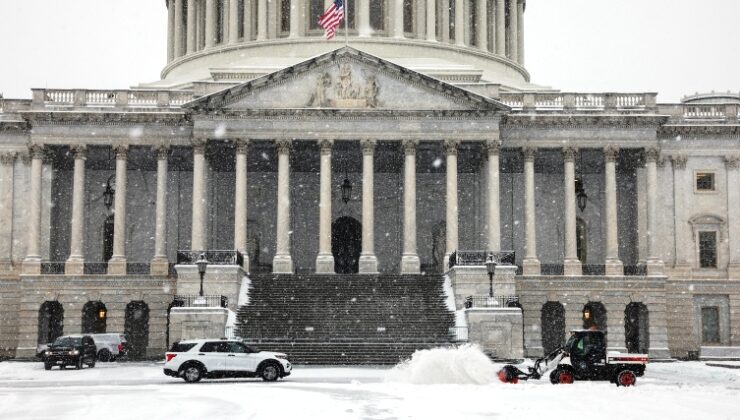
[
  {"left": 90, "top": 333, "right": 129, "bottom": 362},
  {"left": 43, "top": 335, "right": 97, "bottom": 370},
  {"left": 163, "top": 339, "right": 292, "bottom": 383}
]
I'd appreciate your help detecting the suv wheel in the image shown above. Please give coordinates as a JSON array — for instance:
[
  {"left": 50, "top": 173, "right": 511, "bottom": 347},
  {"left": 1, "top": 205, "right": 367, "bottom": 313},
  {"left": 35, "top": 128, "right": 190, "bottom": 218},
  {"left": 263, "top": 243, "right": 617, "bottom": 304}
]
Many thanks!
[
  {"left": 44, "top": 363, "right": 52, "bottom": 371},
  {"left": 97, "top": 349, "right": 112, "bottom": 362},
  {"left": 181, "top": 365, "right": 204, "bottom": 383},
  {"left": 260, "top": 363, "right": 281, "bottom": 382}
]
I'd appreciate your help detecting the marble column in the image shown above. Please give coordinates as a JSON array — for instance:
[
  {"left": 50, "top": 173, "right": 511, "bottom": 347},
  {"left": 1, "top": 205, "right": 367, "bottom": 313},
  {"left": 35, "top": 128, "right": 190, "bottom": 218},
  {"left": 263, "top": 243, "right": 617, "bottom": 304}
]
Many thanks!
[
  {"left": 645, "top": 148, "right": 665, "bottom": 276},
  {"left": 454, "top": 0, "right": 464, "bottom": 45},
  {"left": 495, "top": 0, "right": 505, "bottom": 55},
  {"left": 0, "top": 152, "right": 16, "bottom": 271},
  {"left": 401, "top": 139, "right": 421, "bottom": 274},
  {"left": 475, "top": 0, "right": 487, "bottom": 50},
  {"left": 191, "top": 139, "right": 207, "bottom": 252},
  {"left": 358, "top": 0, "right": 370, "bottom": 36},
  {"left": 392, "top": 0, "right": 404, "bottom": 38},
  {"left": 426, "top": 0, "right": 436, "bottom": 41},
  {"left": 359, "top": 139, "right": 378, "bottom": 273},
  {"left": 234, "top": 139, "right": 250, "bottom": 271},
  {"left": 507, "top": 0, "right": 518, "bottom": 60},
  {"left": 273, "top": 139, "right": 294, "bottom": 273},
  {"left": 316, "top": 139, "right": 335, "bottom": 274},
  {"left": 487, "top": 139, "right": 501, "bottom": 251},
  {"left": 522, "top": 146, "right": 540, "bottom": 275},
  {"left": 205, "top": 0, "right": 217, "bottom": 47},
  {"left": 167, "top": 0, "right": 176, "bottom": 61},
  {"left": 108, "top": 145, "right": 128, "bottom": 275},
  {"left": 670, "top": 154, "right": 690, "bottom": 276},
  {"left": 289, "top": 0, "right": 302, "bottom": 38},
  {"left": 174, "top": 0, "right": 185, "bottom": 57},
  {"left": 151, "top": 144, "right": 170, "bottom": 276},
  {"left": 517, "top": 0, "right": 524, "bottom": 64},
  {"left": 65, "top": 145, "right": 87, "bottom": 275},
  {"left": 257, "top": 0, "right": 268, "bottom": 40},
  {"left": 243, "top": 0, "right": 253, "bottom": 41},
  {"left": 563, "top": 147, "right": 582, "bottom": 276},
  {"left": 22, "top": 145, "right": 44, "bottom": 275},
  {"left": 725, "top": 156, "right": 740, "bottom": 278},
  {"left": 187, "top": 0, "right": 197, "bottom": 53},
  {"left": 441, "top": 0, "right": 450, "bottom": 42},
  {"left": 604, "top": 146, "right": 624, "bottom": 275},
  {"left": 444, "top": 139, "right": 460, "bottom": 267},
  {"left": 229, "top": 0, "right": 240, "bottom": 42}
]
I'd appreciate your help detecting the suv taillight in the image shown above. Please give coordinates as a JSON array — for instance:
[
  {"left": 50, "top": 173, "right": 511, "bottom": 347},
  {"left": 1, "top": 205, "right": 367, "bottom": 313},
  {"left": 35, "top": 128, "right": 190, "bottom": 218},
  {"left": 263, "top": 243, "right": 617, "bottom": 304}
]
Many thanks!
[
  {"left": 118, "top": 343, "right": 123, "bottom": 352},
  {"left": 165, "top": 353, "right": 177, "bottom": 362}
]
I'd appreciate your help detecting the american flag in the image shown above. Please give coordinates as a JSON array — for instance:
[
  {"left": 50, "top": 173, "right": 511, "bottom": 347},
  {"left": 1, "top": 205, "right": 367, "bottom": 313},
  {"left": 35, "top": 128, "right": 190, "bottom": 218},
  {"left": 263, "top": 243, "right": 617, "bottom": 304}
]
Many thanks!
[{"left": 318, "top": 0, "right": 344, "bottom": 40}]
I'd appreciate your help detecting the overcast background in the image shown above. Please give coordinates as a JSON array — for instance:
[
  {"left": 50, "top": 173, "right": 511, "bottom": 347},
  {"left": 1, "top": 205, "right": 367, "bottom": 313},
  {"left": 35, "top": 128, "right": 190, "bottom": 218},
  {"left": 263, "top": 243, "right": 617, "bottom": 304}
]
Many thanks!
[{"left": 0, "top": 0, "right": 738, "bottom": 102}]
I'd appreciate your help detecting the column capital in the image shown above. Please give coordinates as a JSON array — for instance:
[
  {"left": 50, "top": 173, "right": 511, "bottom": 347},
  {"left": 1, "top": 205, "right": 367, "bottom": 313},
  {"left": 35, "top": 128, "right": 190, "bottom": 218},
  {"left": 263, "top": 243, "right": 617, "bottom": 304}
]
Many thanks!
[
  {"left": 644, "top": 147, "right": 661, "bottom": 164},
  {"left": 671, "top": 154, "right": 688, "bottom": 170},
  {"left": 444, "top": 139, "right": 460, "bottom": 155},
  {"left": 604, "top": 145, "right": 619, "bottom": 162},
  {"left": 318, "top": 139, "right": 334, "bottom": 155},
  {"left": 402, "top": 139, "right": 419, "bottom": 155},
  {"left": 0, "top": 151, "right": 17, "bottom": 165},
  {"left": 191, "top": 138, "right": 207, "bottom": 154},
  {"left": 485, "top": 139, "right": 502, "bottom": 155},
  {"left": 360, "top": 138, "right": 376, "bottom": 155},
  {"left": 113, "top": 144, "right": 129, "bottom": 159},
  {"left": 275, "top": 139, "right": 292, "bottom": 155},
  {"left": 725, "top": 155, "right": 740, "bottom": 170},
  {"left": 153, "top": 143, "right": 170, "bottom": 160},
  {"left": 28, "top": 144, "right": 45, "bottom": 160},
  {"left": 71, "top": 144, "right": 87, "bottom": 159},
  {"left": 522, "top": 146, "right": 537, "bottom": 162},
  {"left": 234, "top": 138, "right": 249, "bottom": 154},
  {"left": 562, "top": 146, "right": 577, "bottom": 162}
]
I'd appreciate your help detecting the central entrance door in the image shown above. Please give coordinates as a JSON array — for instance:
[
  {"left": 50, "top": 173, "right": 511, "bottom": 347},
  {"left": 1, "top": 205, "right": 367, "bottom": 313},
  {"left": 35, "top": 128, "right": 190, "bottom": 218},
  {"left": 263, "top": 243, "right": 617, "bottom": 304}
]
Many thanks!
[{"left": 332, "top": 216, "right": 362, "bottom": 274}]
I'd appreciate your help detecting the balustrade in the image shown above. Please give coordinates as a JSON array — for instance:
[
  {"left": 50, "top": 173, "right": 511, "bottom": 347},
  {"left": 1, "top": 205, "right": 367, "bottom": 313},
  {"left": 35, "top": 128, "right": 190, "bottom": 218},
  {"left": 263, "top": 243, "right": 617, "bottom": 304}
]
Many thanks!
[{"left": 31, "top": 88, "right": 193, "bottom": 109}]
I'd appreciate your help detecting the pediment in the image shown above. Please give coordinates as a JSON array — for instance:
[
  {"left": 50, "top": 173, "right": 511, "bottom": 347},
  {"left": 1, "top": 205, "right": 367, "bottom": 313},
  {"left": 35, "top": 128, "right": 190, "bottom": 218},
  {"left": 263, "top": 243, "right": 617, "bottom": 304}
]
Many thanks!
[{"left": 186, "top": 47, "right": 508, "bottom": 113}]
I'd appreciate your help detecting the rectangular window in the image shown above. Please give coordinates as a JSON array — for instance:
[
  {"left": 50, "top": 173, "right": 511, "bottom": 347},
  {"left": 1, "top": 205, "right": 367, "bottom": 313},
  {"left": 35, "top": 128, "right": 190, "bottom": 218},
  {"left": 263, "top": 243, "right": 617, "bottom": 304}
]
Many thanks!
[
  {"left": 699, "top": 231, "right": 717, "bottom": 268},
  {"left": 280, "top": 0, "right": 290, "bottom": 33},
  {"left": 701, "top": 307, "right": 720, "bottom": 344},
  {"left": 238, "top": 0, "right": 245, "bottom": 38},
  {"left": 696, "top": 172, "right": 715, "bottom": 191},
  {"left": 370, "top": 0, "right": 386, "bottom": 31},
  {"left": 403, "top": 0, "right": 414, "bottom": 33},
  {"left": 216, "top": 0, "right": 224, "bottom": 43},
  {"left": 309, "top": 0, "right": 324, "bottom": 30}
]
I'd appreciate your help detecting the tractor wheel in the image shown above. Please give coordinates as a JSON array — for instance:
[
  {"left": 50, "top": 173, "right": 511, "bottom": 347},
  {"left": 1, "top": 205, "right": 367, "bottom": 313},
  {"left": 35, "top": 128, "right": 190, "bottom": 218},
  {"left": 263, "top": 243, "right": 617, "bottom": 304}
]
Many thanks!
[
  {"left": 616, "top": 370, "right": 637, "bottom": 387},
  {"left": 550, "top": 368, "right": 574, "bottom": 385},
  {"left": 497, "top": 366, "right": 520, "bottom": 384}
]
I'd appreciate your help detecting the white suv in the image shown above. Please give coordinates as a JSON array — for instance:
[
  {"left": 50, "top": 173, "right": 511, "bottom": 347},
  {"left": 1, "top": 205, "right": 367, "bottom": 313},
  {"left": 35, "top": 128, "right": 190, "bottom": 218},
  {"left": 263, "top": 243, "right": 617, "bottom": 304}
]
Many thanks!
[{"left": 163, "top": 339, "right": 292, "bottom": 383}]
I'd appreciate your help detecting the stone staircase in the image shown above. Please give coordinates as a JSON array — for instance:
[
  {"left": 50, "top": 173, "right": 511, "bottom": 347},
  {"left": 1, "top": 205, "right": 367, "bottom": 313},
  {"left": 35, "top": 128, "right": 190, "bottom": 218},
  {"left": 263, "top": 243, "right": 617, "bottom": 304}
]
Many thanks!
[{"left": 236, "top": 274, "right": 455, "bottom": 364}]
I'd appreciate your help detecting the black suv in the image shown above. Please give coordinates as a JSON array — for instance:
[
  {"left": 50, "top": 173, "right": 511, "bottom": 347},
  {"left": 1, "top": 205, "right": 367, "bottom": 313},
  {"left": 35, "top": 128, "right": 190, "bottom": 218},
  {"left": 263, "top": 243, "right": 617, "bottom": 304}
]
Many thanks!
[{"left": 43, "top": 335, "right": 97, "bottom": 370}]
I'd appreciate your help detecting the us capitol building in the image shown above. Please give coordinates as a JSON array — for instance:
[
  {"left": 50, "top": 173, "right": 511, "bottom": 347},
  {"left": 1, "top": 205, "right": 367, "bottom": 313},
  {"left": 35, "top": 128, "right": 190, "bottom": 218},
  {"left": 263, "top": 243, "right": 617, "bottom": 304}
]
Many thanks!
[{"left": 1, "top": 0, "right": 738, "bottom": 362}]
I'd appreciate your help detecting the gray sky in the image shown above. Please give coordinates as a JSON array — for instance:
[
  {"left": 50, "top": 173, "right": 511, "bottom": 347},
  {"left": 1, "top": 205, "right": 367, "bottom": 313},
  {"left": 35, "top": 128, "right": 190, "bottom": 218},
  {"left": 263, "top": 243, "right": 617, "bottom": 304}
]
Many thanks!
[{"left": 0, "top": 0, "right": 738, "bottom": 102}]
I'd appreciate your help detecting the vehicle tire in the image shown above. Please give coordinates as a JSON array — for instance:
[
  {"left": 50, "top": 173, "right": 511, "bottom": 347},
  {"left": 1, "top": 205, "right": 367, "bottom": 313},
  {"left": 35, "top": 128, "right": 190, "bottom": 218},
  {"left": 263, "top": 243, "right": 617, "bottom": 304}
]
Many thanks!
[
  {"left": 75, "top": 357, "right": 83, "bottom": 370},
  {"left": 181, "top": 364, "right": 204, "bottom": 383},
  {"left": 97, "top": 349, "right": 112, "bottom": 362},
  {"left": 616, "top": 370, "right": 637, "bottom": 387},
  {"left": 259, "top": 362, "right": 281, "bottom": 382},
  {"left": 44, "top": 363, "right": 52, "bottom": 371},
  {"left": 550, "top": 368, "right": 574, "bottom": 385},
  {"left": 87, "top": 358, "right": 96, "bottom": 368}
]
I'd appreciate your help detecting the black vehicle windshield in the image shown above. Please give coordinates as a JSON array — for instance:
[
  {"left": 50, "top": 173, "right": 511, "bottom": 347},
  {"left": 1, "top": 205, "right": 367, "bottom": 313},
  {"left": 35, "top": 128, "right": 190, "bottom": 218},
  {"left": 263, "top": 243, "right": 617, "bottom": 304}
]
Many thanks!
[{"left": 52, "top": 337, "right": 81, "bottom": 347}]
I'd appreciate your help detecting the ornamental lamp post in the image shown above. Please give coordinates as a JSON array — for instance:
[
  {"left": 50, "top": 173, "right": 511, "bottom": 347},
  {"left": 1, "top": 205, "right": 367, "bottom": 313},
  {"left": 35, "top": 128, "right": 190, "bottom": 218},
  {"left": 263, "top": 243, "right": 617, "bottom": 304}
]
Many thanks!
[
  {"left": 341, "top": 177, "right": 352, "bottom": 204},
  {"left": 196, "top": 253, "right": 209, "bottom": 297},
  {"left": 486, "top": 252, "right": 497, "bottom": 298}
]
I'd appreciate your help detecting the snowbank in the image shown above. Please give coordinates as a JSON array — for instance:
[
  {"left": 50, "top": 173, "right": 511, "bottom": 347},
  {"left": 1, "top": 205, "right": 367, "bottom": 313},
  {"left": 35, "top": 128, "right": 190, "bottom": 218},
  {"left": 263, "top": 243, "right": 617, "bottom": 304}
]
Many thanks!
[{"left": 385, "top": 345, "right": 499, "bottom": 385}]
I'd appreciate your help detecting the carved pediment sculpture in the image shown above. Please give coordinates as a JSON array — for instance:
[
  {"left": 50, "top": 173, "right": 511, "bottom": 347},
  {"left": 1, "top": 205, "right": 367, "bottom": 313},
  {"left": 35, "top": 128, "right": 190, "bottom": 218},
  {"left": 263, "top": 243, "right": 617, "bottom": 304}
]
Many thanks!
[{"left": 308, "top": 63, "right": 380, "bottom": 108}]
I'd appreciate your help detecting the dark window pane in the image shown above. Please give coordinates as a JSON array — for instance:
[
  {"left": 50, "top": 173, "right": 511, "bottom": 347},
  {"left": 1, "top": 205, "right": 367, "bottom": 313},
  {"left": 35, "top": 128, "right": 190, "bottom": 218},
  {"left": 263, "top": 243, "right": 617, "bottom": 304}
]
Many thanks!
[
  {"left": 701, "top": 307, "right": 720, "bottom": 344},
  {"left": 238, "top": 0, "right": 245, "bottom": 38},
  {"left": 170, "top": 342, "right": 197, "bottom": 352},
  {"left": 199, "top": 342, "right": 222, "bottom": 352},
  {"left": 281, "top": 0, "right": 290, "bottom": 32},
  {"left": 403, "top": 0, "right": 413, "bottom": 33},
  {"left": 370, "top": 0, "right": 385, "bottom": 31},
  {"left": 699, "top": 231, "right": 717, "bottom": 268},
  {"left": 696, "top": 173, "right": 715, "bottom": 191},
  {"left": 310, "top": 0, "right": 324, "bottom": 30}
]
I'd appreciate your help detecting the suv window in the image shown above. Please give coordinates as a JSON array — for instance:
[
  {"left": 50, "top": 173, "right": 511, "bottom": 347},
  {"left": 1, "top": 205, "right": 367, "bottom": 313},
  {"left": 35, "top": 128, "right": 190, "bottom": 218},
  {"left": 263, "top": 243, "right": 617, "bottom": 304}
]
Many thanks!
[
  {"left": 53, "top": 337, "right": 81, "bottom": 347},
  {"left": 200, "top": 342, "right": 227, "bottom": 353},
  {"left": 170, "top": 342, "right": 198, "bottom": 352},
  {"left": 224, "top": 342, "right": 248, "bottom": 353}
]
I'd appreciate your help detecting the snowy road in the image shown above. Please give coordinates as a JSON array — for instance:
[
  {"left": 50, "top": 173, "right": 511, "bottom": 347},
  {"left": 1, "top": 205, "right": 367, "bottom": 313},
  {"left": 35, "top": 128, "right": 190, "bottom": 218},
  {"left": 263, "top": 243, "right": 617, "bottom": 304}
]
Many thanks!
[{"left": 0, "top": 360, "right": 738, "bottom": 420}]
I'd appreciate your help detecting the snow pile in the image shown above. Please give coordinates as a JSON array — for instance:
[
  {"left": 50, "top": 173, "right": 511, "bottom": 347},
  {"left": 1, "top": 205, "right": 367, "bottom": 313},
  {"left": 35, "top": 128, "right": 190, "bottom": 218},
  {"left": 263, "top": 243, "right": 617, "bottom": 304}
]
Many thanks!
[
  {"left": 237, "top": 275, "right": 251, "bottom": 306},
  {"left": 385, "top": 345, "right": 499, "bottom": 385}
]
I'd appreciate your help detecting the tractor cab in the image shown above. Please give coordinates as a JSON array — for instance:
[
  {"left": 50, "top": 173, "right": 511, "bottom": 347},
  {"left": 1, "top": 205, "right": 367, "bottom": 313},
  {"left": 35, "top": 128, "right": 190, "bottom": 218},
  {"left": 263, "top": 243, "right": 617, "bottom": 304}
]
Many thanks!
[{"left": 564, "top": 330, "right": 608, "bottom": 379}]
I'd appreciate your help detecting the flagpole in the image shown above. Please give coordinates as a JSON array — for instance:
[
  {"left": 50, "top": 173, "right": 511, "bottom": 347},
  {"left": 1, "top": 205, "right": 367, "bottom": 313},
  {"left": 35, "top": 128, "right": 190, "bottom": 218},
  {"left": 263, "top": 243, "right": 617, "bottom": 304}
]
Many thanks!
[{"left": 344, "top": 0, "right": 349, "bottom": 46}]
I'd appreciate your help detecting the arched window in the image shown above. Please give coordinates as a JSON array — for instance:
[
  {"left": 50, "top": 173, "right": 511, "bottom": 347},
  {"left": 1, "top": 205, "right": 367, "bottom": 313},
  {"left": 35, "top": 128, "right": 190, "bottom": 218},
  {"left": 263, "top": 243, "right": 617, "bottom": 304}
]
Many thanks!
[
  {"left": 38, "top": 301, "right": 64, "bottom": 345},
  {"left": 125, "top": 301, "right": 150, "bottom": 359},
  {"left": 583, "top": 302, "right": 607, "bottom": 333},
  {"left": 82, "top": 301, "right": 107, "bottom": 334},
  {"left": 576, "top": 217, "right": 587, "bottom": 263}
]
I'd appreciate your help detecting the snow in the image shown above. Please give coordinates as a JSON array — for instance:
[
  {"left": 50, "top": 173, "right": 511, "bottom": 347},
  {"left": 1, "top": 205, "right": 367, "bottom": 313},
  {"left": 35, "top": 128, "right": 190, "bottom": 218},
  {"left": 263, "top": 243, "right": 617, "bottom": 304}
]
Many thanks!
[{"left": 1, "top": 354, "right": 739, "bottom": 420}]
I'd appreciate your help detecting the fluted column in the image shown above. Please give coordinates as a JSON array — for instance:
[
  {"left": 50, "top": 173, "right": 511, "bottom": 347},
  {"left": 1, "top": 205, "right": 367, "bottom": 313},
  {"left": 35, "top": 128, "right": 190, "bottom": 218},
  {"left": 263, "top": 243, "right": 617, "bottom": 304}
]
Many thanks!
[
  {"left": 495, "top": 0, "right": 505, "bottom": 55},
  {"left": 517, "top": 0, "right": 524, "bottom": 64},
  {"left": 359, "top": 139, "right": 378, "bottom": 273},
  {"left": 174, "top": 0, "right": 185, "bottom": 57},
  {"left": 234, "top": 140, "right": 249, "bottom": 271},
  {"left": 475, "top": 0, "right": 487, "bottom": 50},
  {"left": 22, "top": 145, "right": 44, "bottom": 275},
  {"left": 243, "top": 0, "right": 253, "bottom": 40},
  {"left": 191, "top": 139, "right": 207, "bottom": 252},
  {"left": 316, "top": 140, "right": 335, "bottom": 274},
  {"left": 167, "top": 0, "right": 176, "bottom": 61},
  {"left": 604, "top": 146, "right": 623, "bottom": 275},
  {"left": 507, "top": 0, "right": 518, "bottom": 60},
  {"left": 563, "top": 147, "right": 582, "bottom": 276},
  {"left": 726, "top": 156, "right": 740, "bottom": 278},
  {"left": 444, "top": 139, "right": 459, "bottom": 268},
  {"left": 401, "top": 140, "right": 421, "bottom": 274},
  {"left": 522, "top": 146, "right": 540, "bottom": 275},
  {"left": 454, "top": 0, "right": 464, "bottom": 45},
  {"left": 426, "top": 0, "right": 436, "bottom": 41},
  {"left": 273, "top": 139, "right": 293, "bottom": 273},
  {"left": 645, "top": 148, "right": 665, "bottom": 275},
  {"left": 441, "top": 0, "right": 450, "bottom": 42},
  {"left": 108, "top": 145, "right": 128, "bottom": 275},
  {"left": 0, "top": 152, "right": 16, "bottom": 271},
  {"left": 392, "top": 0, "right": 404, "bottom": 38},
  {"left": 186, "top": 0, "right": 197, "bottom": 53},
  {"left": 65, "top": 145, "right": 87, "bottom": 275},
  {"left": 358, "top": 0, "right": 370, "bottom": 36},
  {"left": 229, "top": 0, "right": 240, "bottom": 42},
  {"left": 205, "top": 0, "right": 217, "bottom": 47},
  {"left": 487, "top": 139, "right": 501, "bottom": 251},
  {"left": 151, "top": 145, "right": 170, "bottom": 276}
]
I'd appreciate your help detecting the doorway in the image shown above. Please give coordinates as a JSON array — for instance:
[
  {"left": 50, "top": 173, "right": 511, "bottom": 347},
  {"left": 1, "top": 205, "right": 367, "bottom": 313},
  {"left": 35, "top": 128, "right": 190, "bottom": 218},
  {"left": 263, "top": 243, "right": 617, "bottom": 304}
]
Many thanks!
[
  {"left": 625, "top": 302, "right": 650, "bottom": 353},
  {"left": 125, "top": 301, "right": 150, "bottom": 359},
  {"left": 82, "top": 301, "right": 107, "bottom": 334},
  {"left": 332, "top": 216, "right": 362, "bottom": 274},
  {"left": 38, "top": 301, "right": 64, "bottom": 345},
  {"left": 541, "top": 302, "right": 566, "bottom": 355}
]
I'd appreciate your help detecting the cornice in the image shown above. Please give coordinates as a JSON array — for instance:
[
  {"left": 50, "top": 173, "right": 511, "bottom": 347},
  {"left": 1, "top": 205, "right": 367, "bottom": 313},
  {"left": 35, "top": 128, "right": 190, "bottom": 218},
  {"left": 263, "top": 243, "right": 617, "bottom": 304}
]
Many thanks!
[
  {"left": 194, "top": 108, "right": 502, "bottom": 121},
  {"left": 503, "top": 113, "right": 668, "bottom": 129},
  {"left": 659, "top": 124, "right": 740, "bottom": 137},
  {"left": 19, "top": 111, "right": 191, "bottom": 126}
]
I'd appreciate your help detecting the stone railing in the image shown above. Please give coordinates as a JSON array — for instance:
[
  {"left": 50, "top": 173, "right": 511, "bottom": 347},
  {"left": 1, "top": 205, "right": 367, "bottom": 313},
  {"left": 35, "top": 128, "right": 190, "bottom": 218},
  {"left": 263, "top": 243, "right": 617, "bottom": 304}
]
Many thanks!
[
  {"left": 659, "top": 103, "right": 740, "bottom": 123},
  {"left": 176, "top": 250, "right": 244, "bottom": 266},
  {"left": 464, "top": 295, "right": 520, "bottom": 309},
  {"left": 500, "top": 92, "right": 657, "bottom": 112},
  {"left": 448, "top": 250, "right": 516, "bottom": 269},
  {"left": 31, "top": 89, "right": 194, "bottom": 109}
]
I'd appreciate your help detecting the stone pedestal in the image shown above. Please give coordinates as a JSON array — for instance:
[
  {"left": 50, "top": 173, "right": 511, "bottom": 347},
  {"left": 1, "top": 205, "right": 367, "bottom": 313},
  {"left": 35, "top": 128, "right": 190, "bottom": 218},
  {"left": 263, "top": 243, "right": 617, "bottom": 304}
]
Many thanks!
[
  {"left": 168, "top": 307, "right": 229, "bottom": 347},
  {"left": 466, "top": 308, "right": 524, "bottom": 360},
  {"left": 64, "top": 259, "right": 84, "bottom": 276},
  {"left": 272, "top": 255, "right": 294, "bottom": 274},
  {"left": 401, "top": 255, "right": 421, "bottom": 274},
  {"left": 107, "top": 259, "right": 127, "bottom": 275},
  {"left": 315, "top": 254, "right": 335, "bottom": 274},
  {"left": 647, "top": 260, "right": 665, "bottom": 276},
  {"left": 605, "top": 260, "right": 624, "bottom": 276},
  {"left": 564, "top": 259, "right": 583, "bottom": 276},
  {"left": 358, "top": 254, "right": 378, "bottom": 274},
  {"left": 150, "top": 258, "right": 170, "bottom": 276},
  {"left": 174, "top": 265, "right": 245, "bottom": 312},
  {"left": 522, "top": 259, "right": 540, "bottom": 276}
]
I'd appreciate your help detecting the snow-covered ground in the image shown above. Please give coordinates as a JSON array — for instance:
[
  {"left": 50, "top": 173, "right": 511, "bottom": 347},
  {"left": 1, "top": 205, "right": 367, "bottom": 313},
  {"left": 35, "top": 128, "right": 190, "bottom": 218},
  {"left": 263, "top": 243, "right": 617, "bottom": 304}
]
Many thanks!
[{"left": 0, "top": 352, "right": 739, "bottom": 420}]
